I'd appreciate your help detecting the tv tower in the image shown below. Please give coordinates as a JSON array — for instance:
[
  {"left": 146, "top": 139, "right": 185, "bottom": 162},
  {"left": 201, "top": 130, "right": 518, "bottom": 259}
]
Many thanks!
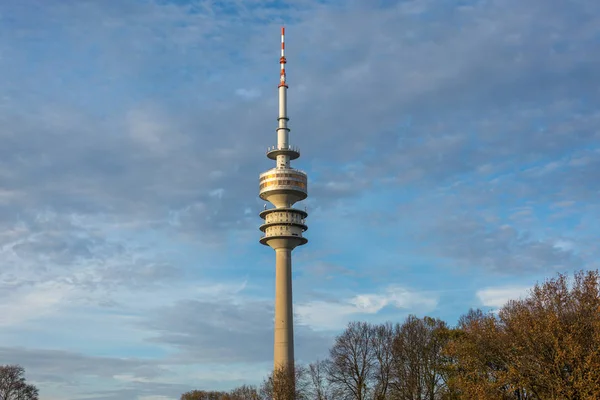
[{"left": 259, "top": 27, "right": 308, "bottom": 377}]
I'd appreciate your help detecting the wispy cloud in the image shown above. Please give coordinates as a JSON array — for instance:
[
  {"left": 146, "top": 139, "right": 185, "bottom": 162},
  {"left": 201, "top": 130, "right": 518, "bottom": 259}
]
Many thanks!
[
  {"left": 0, "top": 281, "right": 71, "bottom": 327},
  {"left": 296, "top": 285, "right": 439, "bottom": 331},
  {"left": 477, "top": 285, "right": 532, "bottom": 309}
]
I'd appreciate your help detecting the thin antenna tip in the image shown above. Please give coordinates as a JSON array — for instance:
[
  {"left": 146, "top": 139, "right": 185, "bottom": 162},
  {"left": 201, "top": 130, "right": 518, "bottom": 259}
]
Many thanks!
[{"left": 281, "top": 26, "right": 285, "bottom": 35}]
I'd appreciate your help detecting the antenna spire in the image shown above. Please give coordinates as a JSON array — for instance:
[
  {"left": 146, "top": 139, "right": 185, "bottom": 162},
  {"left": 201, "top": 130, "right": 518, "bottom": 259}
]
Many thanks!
[{"left": 279, "top": 26, "right": 287, "bottom": 88}]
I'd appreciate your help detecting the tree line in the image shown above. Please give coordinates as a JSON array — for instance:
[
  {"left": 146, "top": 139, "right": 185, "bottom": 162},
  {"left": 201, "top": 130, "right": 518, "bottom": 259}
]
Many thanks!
[{"left": 181, "top": 269, "right": 600, "bottom": 400}]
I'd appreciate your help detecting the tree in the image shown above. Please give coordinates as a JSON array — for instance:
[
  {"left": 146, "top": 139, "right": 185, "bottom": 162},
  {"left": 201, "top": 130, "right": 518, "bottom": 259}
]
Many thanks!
[
  {"left": 307, "top": 360, "right": 333, "bottom": 400},
  {"left": 434, "top": 323, "right": 464, "bottom": 400},
  {"left": 181, "top": 385, "right": 260, "bottom": 400},
  {"left": 229, "top": 384, "right": 261, "bottom": 400},
  {"left": 181, "top": 390, "right": 228, "bottom": 400},
  {"left": 390, "top": 315, "right": 449, "bottom": 400},
  {"left": 500, "top": 270, "right": 600, "bottom": 399},
  {"left": 442, "top": 309, "right": 513, "bottom": 400},
  {"left": 260, "top": 364, "right": 308, "bottom": 400},
  {"left": 445, "top": 270, "right": 600, "bottom": 399},
  {"left": 0, "top": 365, "right": 39, "bottom": 400},
  {"left": 326, "top": 321, "right": 374, "bottom": 400},
  {"left": 369, "top": 322, "right": 394, "bottom": 400}
]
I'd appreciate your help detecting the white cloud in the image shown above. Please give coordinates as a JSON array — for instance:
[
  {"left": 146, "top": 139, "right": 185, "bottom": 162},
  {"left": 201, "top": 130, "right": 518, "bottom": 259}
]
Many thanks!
[
  {"left": 0, "top": 281, "right": 73, "bottom": 327},
  {"left": 0, "top": 189, "right": 20, "bottom": 204},
  {"left": 127, "top": 108, "right": 169, "bottom": 151},
  {"left": 553, "top": 239, "right": 575, "bottom": 251},
  {"left": 296, "top": 285, "right": 438, "bottom": 331},
  {"left": 476, "top": 285, "right": 531, "bottom": 308},
  {"left": 209, "top": 188, "right": 225, "bottom": 199},
  {"left": 235, "top": 88, "right": 261, "bottom": 100},
  {"left": 114, "top": 374, "right": 153, "bottom": 384}
]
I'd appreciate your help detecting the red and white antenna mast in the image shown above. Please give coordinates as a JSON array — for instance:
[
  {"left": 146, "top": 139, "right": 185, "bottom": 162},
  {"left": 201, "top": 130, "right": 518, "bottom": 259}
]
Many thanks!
[{"left": 279, "top": 26, "right": 287, "bottom": 88}]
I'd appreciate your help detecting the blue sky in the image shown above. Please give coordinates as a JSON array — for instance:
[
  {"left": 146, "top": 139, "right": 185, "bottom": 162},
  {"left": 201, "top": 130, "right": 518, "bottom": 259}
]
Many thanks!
[{"left": 0, "top": 0, "right": 599, "bottom": 398}]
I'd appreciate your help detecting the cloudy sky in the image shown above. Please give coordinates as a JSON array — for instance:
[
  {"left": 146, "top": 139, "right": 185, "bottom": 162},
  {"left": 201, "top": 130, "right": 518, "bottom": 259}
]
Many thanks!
[{"left": 1, "top": 0, "right": 599, "bottom": 398}]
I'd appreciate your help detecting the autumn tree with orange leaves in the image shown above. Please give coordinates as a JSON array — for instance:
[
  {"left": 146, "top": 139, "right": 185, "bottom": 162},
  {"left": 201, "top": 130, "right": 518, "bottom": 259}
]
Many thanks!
[{"left": 444, "top": 270, "right": 600, "bottom": 399}]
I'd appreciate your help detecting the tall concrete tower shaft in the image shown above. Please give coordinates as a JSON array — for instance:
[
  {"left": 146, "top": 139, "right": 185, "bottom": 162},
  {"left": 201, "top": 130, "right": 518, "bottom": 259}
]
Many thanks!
[{"left": 259, "top": 27, "right": 308, "bottom": 376}]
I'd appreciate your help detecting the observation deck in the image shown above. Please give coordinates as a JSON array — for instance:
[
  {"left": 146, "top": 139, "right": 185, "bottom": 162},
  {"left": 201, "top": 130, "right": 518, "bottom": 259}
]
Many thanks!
[
  {"left": 266, "top": 145, "right": 300, "bottom": 160},
  {"left": 259, "top": 207, "right": 308, "bottom": 248},
  {"left": 259, "top": 168, "right": 308, "bottom": 208}
]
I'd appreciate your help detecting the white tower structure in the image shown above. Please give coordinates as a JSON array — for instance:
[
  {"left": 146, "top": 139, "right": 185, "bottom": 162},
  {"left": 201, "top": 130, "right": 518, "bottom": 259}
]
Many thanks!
[{"left": 259, "top": 27, "right": 308, "bottom": 377}]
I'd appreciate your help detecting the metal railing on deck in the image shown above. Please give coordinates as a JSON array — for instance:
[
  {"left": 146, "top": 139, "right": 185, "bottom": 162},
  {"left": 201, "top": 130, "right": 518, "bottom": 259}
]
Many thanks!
[{"left": 266, "top": 145, "right": 300, "bottom": 154}]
